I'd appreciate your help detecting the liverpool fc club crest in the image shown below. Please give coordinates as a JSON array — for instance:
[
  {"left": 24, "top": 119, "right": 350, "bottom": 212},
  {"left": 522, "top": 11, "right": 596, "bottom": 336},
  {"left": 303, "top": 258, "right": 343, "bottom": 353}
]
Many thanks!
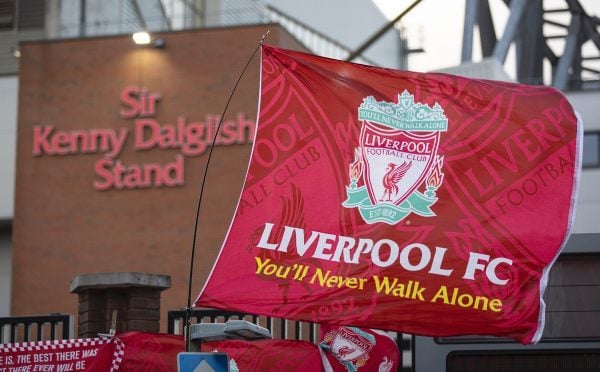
[
  {"left": 343, "top": 90, "right": 448, "bottom": 225},
  {"left": 320, "top": 326, "right": 375, "bottom": 371}
]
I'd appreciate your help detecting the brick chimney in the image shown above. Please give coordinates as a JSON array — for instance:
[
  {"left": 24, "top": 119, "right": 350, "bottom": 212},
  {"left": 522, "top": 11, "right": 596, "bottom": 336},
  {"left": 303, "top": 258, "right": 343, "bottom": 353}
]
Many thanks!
[{"left": 70, "top": 272, "right": 171, "bottom": 338}]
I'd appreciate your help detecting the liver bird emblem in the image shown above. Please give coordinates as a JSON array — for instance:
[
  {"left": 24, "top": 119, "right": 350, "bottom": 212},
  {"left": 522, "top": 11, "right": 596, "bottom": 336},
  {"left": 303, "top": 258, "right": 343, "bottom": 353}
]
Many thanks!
[
  {"left": 380, "top": 161, "right": 412, "bottom": 202},
  {"left": 378, "top": 356, "right": 394, "bottom": 372},
  {"left": 337, "top": 345, "right": 356, "bottom": 359}
]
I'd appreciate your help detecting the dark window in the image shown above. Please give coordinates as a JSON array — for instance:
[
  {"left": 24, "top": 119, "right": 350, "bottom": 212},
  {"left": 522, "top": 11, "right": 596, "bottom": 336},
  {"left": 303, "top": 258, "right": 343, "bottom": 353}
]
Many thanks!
[
  {"left": 0, "top": 0, "right": 15, "bottom": 29},
  {"left": 448, "top": 350, "right": 600, "bottom": 372},
  {"left": 583, "top": 132, "right": 600, "bottom": 168},
  {"left": 17, "top": 0, "right": 44, "bottom": 30}
]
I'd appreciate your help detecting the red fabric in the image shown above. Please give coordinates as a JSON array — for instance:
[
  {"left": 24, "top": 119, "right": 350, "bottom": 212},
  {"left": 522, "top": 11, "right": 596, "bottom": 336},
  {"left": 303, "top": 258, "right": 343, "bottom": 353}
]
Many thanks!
[
  {"left": 319, "top": 325, "right": 400, "bottom": 372},
  {"left": 196, "top": 45, "right": 581, "bottom": 344},
  {"left": 201, "top": 339, "right": 325, "bottom": 371},
  {"left": 115, "top": 332, "right": 184, "bottom": 371}
]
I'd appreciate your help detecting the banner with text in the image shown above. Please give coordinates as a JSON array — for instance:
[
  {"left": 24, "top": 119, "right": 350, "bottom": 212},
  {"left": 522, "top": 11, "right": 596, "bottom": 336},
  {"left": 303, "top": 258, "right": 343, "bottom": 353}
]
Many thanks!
[
  {"left": 0, "top": 332, "right": 185, "bottom": 371},
  {"left": 0, "top": 337, "right": 122, "bottom": 372},
  {"left": 195, "top": 45, "right": 582, "bottom": 344}
]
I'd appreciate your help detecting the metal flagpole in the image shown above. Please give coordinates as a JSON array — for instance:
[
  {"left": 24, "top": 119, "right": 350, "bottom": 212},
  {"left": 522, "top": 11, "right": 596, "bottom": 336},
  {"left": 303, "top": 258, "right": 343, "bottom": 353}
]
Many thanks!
[{"left": 184, "top": 30, "right": 270, "bottom": 353}]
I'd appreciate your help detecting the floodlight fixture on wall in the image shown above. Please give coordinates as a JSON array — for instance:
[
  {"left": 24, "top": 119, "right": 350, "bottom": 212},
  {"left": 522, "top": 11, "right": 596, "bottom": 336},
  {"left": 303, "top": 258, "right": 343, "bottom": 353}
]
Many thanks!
[
  {"left": 132, "top": 31, "right": 151, "bottom": 45},
  {"left": 10, "top": 47, "right": 21, "bottom": 58},
  {"left": 132, "top": 31, "right": 166, "bottom": 49}
]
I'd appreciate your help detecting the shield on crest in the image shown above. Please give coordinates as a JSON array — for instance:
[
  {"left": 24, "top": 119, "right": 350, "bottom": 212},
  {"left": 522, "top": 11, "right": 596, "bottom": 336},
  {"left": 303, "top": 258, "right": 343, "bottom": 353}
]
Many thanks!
[
  {"left": 343, "top": 90, "right": 448, "bottom": 225},
  {"left": 328, "top": 327, "right": 373, "bottom": 364},
  {"left": 360, "top": 120, "right": 440, "bottom": 206}
]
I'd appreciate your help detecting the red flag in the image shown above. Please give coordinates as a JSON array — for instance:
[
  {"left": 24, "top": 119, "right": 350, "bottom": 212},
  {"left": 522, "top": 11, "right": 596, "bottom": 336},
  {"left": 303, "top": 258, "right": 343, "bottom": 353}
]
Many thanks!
[
  {"left": 195, "top": 45, "right": 581, "bottom": 344},
  {"left": 201, "top": 339, "right": 325, "bottom": 371},
  {"left": 115, "top": 332, "right": 184, "bottom": 371}
]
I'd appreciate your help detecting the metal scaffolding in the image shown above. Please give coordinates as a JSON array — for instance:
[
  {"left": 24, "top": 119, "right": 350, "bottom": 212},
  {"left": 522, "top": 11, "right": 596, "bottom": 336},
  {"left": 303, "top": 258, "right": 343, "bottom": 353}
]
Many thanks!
[{"left": 462, "top": 0, "right": 600, "bottom": 91}]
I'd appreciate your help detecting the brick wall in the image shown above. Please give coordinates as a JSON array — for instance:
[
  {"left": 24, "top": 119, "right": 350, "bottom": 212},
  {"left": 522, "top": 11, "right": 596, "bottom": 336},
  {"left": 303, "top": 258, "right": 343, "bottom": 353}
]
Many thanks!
[{"left": 12, "top": 24, "right": 307, "bottom": 333}]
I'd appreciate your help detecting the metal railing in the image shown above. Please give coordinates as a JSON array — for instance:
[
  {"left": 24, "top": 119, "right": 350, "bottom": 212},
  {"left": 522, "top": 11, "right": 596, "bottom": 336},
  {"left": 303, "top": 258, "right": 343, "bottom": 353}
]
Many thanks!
[
  {"left": 0, "top": 314, "right": 73, "bottom": 344},
  {"left": 167, "top": 309, "right": 319, "bottom": 343},
  {"left": 167, "top": 309, "right": 412, "bottom": 371}
]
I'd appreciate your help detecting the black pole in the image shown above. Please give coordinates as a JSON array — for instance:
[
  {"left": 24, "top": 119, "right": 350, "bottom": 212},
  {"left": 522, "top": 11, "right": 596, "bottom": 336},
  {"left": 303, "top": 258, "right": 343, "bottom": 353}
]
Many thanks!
[
  {"left": 184, "top": 30, "right": 269, "bottom": 353},
  {"left": 346, "top": 0, "right": 422, "bottom": 62}
]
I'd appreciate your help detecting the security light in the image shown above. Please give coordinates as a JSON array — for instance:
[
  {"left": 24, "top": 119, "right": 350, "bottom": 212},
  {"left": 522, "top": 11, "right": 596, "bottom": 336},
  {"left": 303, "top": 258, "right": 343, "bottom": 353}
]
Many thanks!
[
  {"left": 189, "top": 320, "right": 272, "bottom": 343},
  {"left": 223, "top": 320, "right": 272, "bottom": 340},
  {"left": 132, "top": 31, "right": 151, "bottom": 45}
]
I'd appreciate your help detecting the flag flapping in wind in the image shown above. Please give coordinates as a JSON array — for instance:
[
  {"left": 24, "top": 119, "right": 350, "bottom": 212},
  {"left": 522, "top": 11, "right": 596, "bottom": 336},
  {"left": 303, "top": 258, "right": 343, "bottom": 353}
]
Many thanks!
[{"left": 195, "top": 44, "right": 581, "bottom": 344}]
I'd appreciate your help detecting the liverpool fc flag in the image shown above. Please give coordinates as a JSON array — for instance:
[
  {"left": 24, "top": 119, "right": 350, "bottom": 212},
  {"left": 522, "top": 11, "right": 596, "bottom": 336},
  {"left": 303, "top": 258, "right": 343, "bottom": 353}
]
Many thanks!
[{"left": 195, "top": 45, "right": 581, "bottom": 344}]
